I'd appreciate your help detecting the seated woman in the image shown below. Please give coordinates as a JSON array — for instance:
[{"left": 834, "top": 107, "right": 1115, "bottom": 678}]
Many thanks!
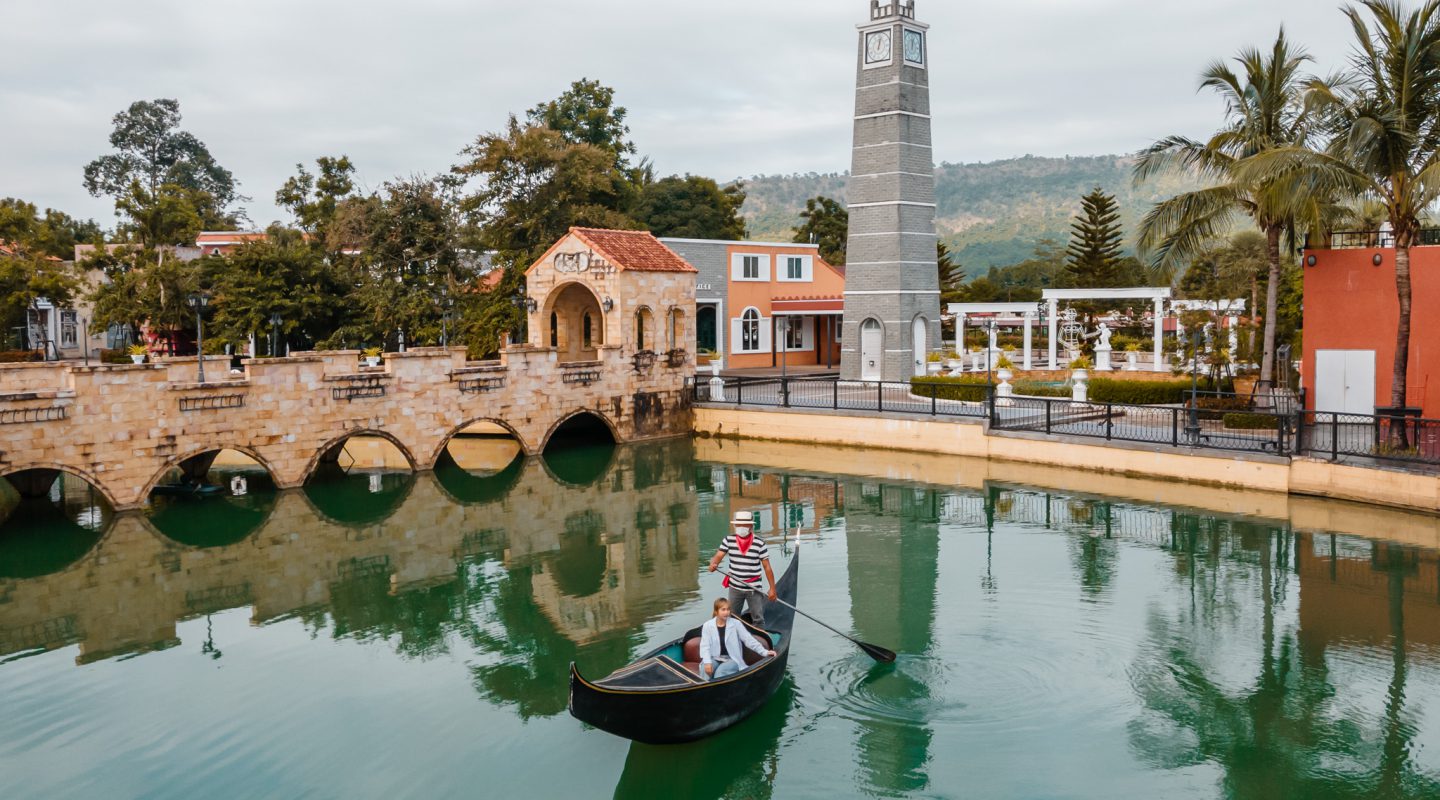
[{"left": 699, "top": 597, "right": 775, "bottom": 681}]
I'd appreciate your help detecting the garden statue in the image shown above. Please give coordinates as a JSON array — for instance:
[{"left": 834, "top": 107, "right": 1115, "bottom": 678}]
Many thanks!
[{"left": 1093, "top": 323, "right": 1113, "bottom": 372}]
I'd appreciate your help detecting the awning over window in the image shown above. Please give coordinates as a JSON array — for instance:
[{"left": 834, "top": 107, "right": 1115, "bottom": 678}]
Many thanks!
[{"left": 772, "top": 297, "right": 844, "bottom": 316}]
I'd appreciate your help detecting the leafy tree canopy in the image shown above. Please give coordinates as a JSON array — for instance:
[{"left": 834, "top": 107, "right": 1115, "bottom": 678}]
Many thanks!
[
  {"left": 1064, "top": 187, "right": 1125, "bottom": 288},
  {"left": 83, "top": 99, "right": 241, "bottom": 211},
  {"left": 792, "top": 196, "right": 848, "bottom": 265},
  {"left": 276, "top": 156, "right": 357, "bottom": 238},
  {"left": 635, "top": 175, "right": 746, "bottom": 240},
  {"left": 527, "top": 78, "right": 636, "bottom": 162},
  {"left": 0, "top": 198, "right": 103, "bottom": 260}
]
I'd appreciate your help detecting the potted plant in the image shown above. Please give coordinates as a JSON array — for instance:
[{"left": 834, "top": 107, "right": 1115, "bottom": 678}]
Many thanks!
[
  {"left": 945, "top": 349, "right": 962, "bottom": 370},
  {"left": 995, "top": 354, "right": 1015, "bottom": 381},
  {"left": 1069, "top": 354, "right": 1092, "bottom": 382},
  {"left": 925, "top": 351, "right": 944, "bottom": 374},
  {"left": 127, "top": 344, "right": 148, "bottom": 364},
  {"left": 362, "top": 346, "right": 382, "bottom": 367},
  {"left": 1124, "top": 342, "right": 1141, "bottom": 371}
]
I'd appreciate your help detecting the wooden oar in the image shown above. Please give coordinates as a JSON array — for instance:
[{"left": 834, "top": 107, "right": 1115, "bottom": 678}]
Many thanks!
[{"left": 719, "top": 569, "right": 896, "bottom": 663}]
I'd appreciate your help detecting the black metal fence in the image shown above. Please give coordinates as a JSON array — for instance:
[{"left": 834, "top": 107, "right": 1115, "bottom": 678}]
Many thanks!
[
  {"left": 1299, "top": 411, "right": 1440, "bottom": 467},
  {"left": 694, "top": 376, "right": 991, "bottom": 418},
  {"left": 695, "top": 375, "right": 1440, "bottom": 468},
  {"left": 991, "top": 395, "right": 1294, "bottom": 454}
]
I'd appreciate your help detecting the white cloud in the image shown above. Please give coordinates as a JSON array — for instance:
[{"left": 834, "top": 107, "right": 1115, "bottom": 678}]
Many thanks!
[{"left": 0, "top": 0, "right": 1361, "bottom": 228}]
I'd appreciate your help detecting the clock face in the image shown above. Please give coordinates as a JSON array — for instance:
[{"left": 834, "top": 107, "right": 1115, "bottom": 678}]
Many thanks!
[
  {"left": 904, "top": 29, "right": 924, "bottom": 64},
  {"left": 865, "top": 30, "right": 892, "bottom": 65}
]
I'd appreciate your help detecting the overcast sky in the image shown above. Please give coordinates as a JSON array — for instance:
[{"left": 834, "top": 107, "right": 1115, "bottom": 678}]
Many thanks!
[{"left": 1, "top": 0, "right": 1363, "bottom": 229}]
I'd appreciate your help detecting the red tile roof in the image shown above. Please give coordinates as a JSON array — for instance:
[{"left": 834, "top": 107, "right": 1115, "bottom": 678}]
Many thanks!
[{"left": 570, "top": 228, "right": 698, "bottom": 273}]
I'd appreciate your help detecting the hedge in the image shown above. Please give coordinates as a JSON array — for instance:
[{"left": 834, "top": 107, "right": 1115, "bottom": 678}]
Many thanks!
[
  {"left": 0, "top": 350, "right": 42, "bottom": 363},
  {"left": 910, "top": 375, "right": 992, "bottom": 401},
  {"left": 98, "top": 348, "right": 132, "bottom": 365},
  {"left": 1088, "top": 378, "right": 1216, "bottom": 405},
  {"left": 1222, "top": 412, "right": 1281, "bottom": 430}
]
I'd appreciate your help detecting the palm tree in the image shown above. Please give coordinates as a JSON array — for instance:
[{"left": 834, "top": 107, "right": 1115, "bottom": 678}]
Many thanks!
[
  {"left": 1135, "top": 29, "right": 1317, "bottom": 387},
  {"left": 1238, "top": 1, "right": 1440, "bottom": 419}
]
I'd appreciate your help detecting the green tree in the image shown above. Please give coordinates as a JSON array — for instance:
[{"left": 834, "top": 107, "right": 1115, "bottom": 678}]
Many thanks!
[
  {"left": 455, "top": 116, "right": 638, "bottom": 267},
  {"left": 792, "top": 196, "right": 848, "bottom": 265},
  {"left": 207, "top": 226, "right": 352, "bottom": 353},
  {"left": 937, "top": 241, "right": 964, "bottom": 305},
  {"left": 82, "top": 99, "right": 242, "bottom": 227},
  {"left": 86, "top": 247, "right": 203, "bottom": 353},
  {"left": 275, "top": 156, "right": 357, "bottom": 238},
  {"left": 330, "top": 178, "right": 465, "bottom": 349},
  {"left": 1238, "top": 2, "right": 1440, "bottom": 415},
  {"left": 527, "top": 78, "right": 637, "bottom": 164},
  {"left": 0, "top": 253, "right": 80, "bottom": 350},
  {"left": 1136, "top": 29, "right": 1319, "bottom": 387},
  {"left": 1064, "top": 187, "right": 1125, "bottom": 288},
  {"left": 0, "top": 199, "right": 103, "bottom": 260},
  {"left": 634, "top": 175, "right": 746, "bottom": 240}
]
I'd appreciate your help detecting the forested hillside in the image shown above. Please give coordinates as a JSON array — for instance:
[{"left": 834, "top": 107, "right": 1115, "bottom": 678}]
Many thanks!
[{"left": 739, "top": 154, "right": 1202, "bottom": 273}]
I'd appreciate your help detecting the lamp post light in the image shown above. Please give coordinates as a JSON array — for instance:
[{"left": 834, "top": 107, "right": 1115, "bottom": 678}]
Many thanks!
[
  {"left": 269, "top": 312, "right": 283, "bottom": 358},
  {"left": 441, "top": 295, "right": 455, "bottom": 348},
  {"left": 186, "top": 292, "right": 211, "bottom": 383},
  {"left": 1185, "top": 329, "right": 1202, "bottom": 443},
  {"left": 985, "top": 318, "right": 996, "bottom": 386}
]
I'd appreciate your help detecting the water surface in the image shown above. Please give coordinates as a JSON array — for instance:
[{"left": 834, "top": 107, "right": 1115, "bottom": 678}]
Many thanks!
[{"left": 1, "top": 438, "right": 1438, "bottom": 799}]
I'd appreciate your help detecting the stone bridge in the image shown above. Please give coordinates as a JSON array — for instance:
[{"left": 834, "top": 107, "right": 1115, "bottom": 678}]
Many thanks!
[
  {"left": 0, "top": 344, "right": 691, "bottom": 511},
  {"left": 0, "top": 227, "right": 701, "bottom": 511},
  {"left": 0, "top": 442, "right": 699, "bottom": 665}
]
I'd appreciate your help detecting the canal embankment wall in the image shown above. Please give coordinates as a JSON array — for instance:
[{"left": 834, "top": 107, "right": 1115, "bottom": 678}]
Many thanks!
[{"left": 693, "top": 405, "right": 1440, "bottom": 519}]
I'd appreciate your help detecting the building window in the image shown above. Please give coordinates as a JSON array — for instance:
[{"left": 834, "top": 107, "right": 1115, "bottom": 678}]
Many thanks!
[
  {"left": 741, "top": 308, "right": 760, "bottom": 352},
  {"left": 583, "top": 313, "right": 594, "bottom": 349},
  {"left": 786, "top": 257, "right": 803, "bottom": 280},
  {"left": 635, "top": 307, "right": 652, "bottom": 350},
  {"left": 60, "top": 310, "right": 78, "bottom": 348},
  {"left": 549, "top": 313, "right": 558, "bottom": 347},
  {"left": 743, "top": 255, "right": 760, "bottom": 280},
  {"left": 785, "top": 318, "right": 804, "bottom": 350},
  {"left": 669, "top": 308, "right": 682, "bottom": 348}
]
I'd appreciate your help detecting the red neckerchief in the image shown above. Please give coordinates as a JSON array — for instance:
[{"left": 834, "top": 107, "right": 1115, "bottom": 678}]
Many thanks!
[{"left": 722, "top": 531, "right": 757, "bottom": 588}]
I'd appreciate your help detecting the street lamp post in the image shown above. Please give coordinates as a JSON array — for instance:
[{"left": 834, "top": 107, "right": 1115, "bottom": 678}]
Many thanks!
[
  {"left": 186, "top": 292, "right": 211, "bottom": 383},
  {"left": 985, "top": 319, "right": 996, "bottom": 386},
  {"left": 269, "top": 312, "right": 283, "bottom": 358},
  {"left": 1185, "top": 329, "right": 1202, "bottom": 443},
  {"left": 441, "top": 295, "right": 454, "bottom": 348}
]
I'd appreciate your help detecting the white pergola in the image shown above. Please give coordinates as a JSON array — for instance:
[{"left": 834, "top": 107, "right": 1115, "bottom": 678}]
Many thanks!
[
  {"left": 1041, "top": 288, "right": 1173, "bottom": 372},
  {"left": 947, "top": 302, "right": 1045, "bottom": 370}
]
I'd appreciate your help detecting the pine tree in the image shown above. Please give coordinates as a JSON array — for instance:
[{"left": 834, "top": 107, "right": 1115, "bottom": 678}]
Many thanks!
[{"left": 1064, "top": 188, "right": 1124, "bottom": 288}]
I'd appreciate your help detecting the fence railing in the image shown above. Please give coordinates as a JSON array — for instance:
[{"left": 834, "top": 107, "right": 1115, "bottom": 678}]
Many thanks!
[
  {"left": 991, "top": 395, "right": 1295, "bottom": 454},
  {"left": 695, "top": 376, "right": 1440, "bottom": 468},
  {"left": 1328, "top": 228, "right": 1440, "bottom": 249},
  {"left": 1299, "top": 411, "right": 1440, "bottom": 466},
  {"left": 694, "top": 375, "right": 991, "bottom": 418}
]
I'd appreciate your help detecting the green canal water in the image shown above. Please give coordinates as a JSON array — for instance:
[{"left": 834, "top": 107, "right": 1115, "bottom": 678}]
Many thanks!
[{"left": 2, "top": 437, "right": 1439, "bottom": 799}]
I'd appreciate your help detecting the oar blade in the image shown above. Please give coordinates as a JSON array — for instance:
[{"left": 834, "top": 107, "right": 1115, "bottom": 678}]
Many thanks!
[{"left": 858, "top": 641, "right": 897, "bottom": 663}]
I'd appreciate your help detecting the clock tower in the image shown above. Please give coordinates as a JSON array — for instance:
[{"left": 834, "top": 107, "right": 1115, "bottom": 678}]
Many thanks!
[{"left": 841, "top": 0, "right": 940, "bottom": 382}]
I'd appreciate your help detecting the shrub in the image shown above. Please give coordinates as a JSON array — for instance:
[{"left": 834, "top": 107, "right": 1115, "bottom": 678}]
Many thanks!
[
  {"left": 0, "top": 350, "right": 42, "bottom": 363},
  {"left": 1222, "top": 412, "right": 1280, "bottom": 430},
  {"left": 1069, "top": 355, "right": 1093, "bottom": 369},
  {"left": 910, "top": 375, "right": 992, "bottom": 401},
  {"left": 1088, "top": 378, "right": 1215, "bottom": 405},
  {"left": 99, "top": 348, "right": 131, "bottom": 364},
  {"left": 1013, "top": 380, "right": 1069, "bottom": 397}
]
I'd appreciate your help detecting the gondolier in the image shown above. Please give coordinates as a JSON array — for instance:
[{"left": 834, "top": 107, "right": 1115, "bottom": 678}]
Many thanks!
[{"left": 708, "top": 511, "right": 777, "bottom": 626}]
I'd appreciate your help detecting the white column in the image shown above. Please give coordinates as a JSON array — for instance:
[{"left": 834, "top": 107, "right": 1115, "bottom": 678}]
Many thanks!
[
  {"left": 1152, "top": 297, "right": 1164, "bottom": 373},
  {"left": 1047, "top": 299, "right": 1059, "bottom": 369},
  {"left": 1022, "top": 311, "right": 1034, "bottom": 371},
  {"left": 956, "top": 313, "right": 965, "bottom": 360}
]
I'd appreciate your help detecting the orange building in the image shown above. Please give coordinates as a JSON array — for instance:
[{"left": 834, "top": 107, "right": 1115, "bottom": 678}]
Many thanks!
[
  {"left": 660, "top": 238, "right": 845, "bottom": 371},
  {"left": 1301, "top": 238, "right": 1440, "bottom": 416},
  {"left": 195, "top": 231, "right": 267, "bottom": 257}
]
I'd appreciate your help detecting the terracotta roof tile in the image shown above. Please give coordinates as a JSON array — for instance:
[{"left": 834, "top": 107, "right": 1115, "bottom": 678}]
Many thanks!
[{"left": 570, "top": 228, "right": 698, "bottom": 273}]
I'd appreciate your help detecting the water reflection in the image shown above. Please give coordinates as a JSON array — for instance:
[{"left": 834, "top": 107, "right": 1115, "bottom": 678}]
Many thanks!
[
  {"left": 0, "top": 476, "right": 110, "bottom": 580},
  {"left": 0, "top": 439, "right": 698, "bottom": 703}
]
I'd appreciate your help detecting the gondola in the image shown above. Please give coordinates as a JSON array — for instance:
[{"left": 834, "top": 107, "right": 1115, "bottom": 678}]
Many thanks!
[{"left": 569, "top": 546, "right": 798, "bottom": 745}]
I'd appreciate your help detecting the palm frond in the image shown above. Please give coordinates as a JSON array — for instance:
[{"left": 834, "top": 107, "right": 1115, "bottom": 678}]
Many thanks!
[{"left": 1136, "top": 185, "right": 1245, "bottom": 274}]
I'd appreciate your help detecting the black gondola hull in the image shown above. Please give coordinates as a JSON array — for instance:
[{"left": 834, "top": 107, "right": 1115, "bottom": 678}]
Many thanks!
[{"left": 569, "top": 548, "right": 799, "bottom": 744}]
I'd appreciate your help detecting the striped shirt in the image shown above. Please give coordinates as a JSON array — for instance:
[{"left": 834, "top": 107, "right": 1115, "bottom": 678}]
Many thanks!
[{"left": 719, "top": 533, "right": 769, "bottom": 582}]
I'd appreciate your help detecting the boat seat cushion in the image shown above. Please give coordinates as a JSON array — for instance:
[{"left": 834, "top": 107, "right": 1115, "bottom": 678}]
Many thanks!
[
  {"left": 683, "top": 636, "right": 701, "bottom": 663},
  {"left": 680, "top": 629, "right": 769, "bottom": 672}
]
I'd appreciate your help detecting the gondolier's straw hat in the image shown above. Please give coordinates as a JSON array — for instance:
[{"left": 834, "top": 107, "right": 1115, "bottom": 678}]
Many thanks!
[{"left": 731, "top": 512, "right": 755, "bottom": 526}]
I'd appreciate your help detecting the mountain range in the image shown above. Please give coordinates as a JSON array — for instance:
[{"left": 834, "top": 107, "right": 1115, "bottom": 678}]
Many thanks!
[{"left": 738, "top": 154, "right": 1202, "bottom": 275}]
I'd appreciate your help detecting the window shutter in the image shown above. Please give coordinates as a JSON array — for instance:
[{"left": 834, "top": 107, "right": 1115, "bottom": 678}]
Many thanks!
[
  {"left": 758, "top": 317, "right": 773, "bottom": 352},
  {"left": 730, "top": 317, "right": 744, "bottom": 354},
  {"left": 730, "top": 254, "right": 745, "bottom": 281}
]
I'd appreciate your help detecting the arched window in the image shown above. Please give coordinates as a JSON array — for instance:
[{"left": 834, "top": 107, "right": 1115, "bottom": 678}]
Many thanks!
[
  {"left": 669, "top": 308, "right": 683, "bottom": 349},
  {"left": 635, "top": 307, "right": 652, "bottom": 351},
  {"left": 583, "top": 313, "right": 594, "bottom": 349},
  {"left": 740, "top": 308, "right": 761, "bottom": 352},
  {"left": 549, "top": 312, "right": 558, "bottom": 348}
]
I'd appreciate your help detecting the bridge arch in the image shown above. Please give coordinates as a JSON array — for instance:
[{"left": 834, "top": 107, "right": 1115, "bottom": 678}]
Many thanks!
[
  {"left": 138, "top": 443, "right": 282, "bottom": 501},
  {"left": 540, "top": 410, "right": 620, "bottom": 488},
  {"left": 540, "top": 409, "right": 621, "bottom": 453},
  {"left": 0, "top": 464, "right": 114, "bottom": 580},
  {"left": 424, "top": 417, "right": 532, "bottom": 469},
  {"left": 542, "top": 280, "right": 607, "bottom": 363},
  {"left": 302, "top": 429, "right": 420, "bottom": 483}
]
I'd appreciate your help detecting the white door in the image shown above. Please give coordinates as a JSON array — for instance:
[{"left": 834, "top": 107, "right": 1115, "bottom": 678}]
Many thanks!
[
  {"left": 1315, "top": 349, "right": 1376, "bottom": 414},
  {"left": 912, "top": 317, "right": 927, "bottom": 377},
  {"left": 861, "top": 319, "right": 882, "bottom": 381}
]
